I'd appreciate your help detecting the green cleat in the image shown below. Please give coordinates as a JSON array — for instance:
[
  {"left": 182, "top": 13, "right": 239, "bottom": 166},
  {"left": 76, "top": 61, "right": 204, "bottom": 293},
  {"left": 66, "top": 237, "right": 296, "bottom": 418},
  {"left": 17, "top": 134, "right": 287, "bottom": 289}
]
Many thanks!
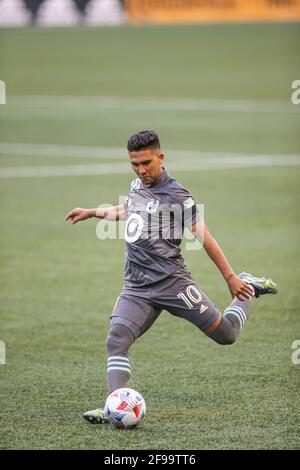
[
  {"left": 239, "top": 272, "right": 278, "bottom": 298},
  {"left": 83, "top": 408, "right": 108, "bottom": 424}
]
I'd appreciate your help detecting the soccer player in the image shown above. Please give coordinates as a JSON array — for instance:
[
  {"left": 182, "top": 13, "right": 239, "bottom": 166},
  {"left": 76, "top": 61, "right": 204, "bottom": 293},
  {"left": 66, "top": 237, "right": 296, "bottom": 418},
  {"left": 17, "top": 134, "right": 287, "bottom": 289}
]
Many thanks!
[{"left": 65, "top": 130, "right": 278, "bottom": 424}]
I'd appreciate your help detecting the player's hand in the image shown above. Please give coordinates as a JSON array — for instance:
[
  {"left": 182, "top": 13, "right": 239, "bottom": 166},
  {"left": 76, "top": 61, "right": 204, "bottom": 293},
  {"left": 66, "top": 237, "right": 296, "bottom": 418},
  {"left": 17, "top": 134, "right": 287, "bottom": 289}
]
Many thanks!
[
  {"left": 227, "top": 274, "right": 254, "bottom": 301},
  {"left": 65, "top": 207, "right": 92, "bottom": 224}
]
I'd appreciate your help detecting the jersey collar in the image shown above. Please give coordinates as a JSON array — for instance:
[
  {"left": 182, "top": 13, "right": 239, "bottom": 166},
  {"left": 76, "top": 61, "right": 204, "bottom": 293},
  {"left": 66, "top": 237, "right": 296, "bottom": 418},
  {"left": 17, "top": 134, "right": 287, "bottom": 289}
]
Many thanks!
[{"left": 143, "top": 167, "right": 170, "bottom": 188}]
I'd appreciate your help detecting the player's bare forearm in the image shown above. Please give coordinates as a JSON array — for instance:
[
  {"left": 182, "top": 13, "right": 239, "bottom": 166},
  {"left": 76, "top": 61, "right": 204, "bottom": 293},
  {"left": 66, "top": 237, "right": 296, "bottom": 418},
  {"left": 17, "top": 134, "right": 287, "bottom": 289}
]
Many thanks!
[
  {"left": 95, "top": 205, "right": 126, "bottom": 221},
  {"left": 65, "top": 205, "right": 125, "bottom": 224},
  {"left": 201, "top": 224, "right": 235, "bottom": 282},
  {"left": 191, "top": 221, "right": 254, "bottom": 300}
]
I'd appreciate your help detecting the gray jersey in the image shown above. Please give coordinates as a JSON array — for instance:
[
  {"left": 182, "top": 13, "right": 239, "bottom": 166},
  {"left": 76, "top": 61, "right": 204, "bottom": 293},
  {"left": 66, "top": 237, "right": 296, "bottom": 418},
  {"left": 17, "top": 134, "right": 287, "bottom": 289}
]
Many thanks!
[{"left": 123, "top": 168, "right": 200, "bottom": 287}]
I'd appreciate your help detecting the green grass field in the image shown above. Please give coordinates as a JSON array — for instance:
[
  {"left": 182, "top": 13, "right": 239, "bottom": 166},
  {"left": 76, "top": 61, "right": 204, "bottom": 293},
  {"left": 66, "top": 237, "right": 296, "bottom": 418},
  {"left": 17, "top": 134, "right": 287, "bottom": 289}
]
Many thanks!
[{"left": 0, "top": 23, "right": 299, "bottom": 450}]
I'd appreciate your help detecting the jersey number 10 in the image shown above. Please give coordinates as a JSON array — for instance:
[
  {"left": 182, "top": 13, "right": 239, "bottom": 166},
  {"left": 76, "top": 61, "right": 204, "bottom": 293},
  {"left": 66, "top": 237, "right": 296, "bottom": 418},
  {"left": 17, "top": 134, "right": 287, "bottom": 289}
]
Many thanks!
[{"left": 177, "top": 285, "right": 202, "bottom": 309}]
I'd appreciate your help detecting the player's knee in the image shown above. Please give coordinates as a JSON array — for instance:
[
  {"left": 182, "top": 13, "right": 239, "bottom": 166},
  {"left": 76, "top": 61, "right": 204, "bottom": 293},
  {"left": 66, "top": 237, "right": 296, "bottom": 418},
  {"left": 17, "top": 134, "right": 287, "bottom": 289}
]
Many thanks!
[
  {"left": 221, "top": 329, "right": 238, "bottom": 345},
  {"left": 106, "top": 324, "right": 134, "bottom": 356},
  {"left": 213, "top": 333, "right": 237, "bottom": 345},
  {"left": 106, "top": 327, "right": 124, "bottom": 355},
  {"left": 209, "top": 325, "right": 239, "bottom": 345}
]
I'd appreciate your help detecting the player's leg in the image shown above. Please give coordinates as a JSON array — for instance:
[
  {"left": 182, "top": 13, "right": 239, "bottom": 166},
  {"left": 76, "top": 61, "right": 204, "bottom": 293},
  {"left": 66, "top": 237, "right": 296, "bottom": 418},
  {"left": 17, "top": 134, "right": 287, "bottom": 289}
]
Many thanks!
[
  {"left": 106, "top": 323, "right": 135, "bottom": 393},
  {"left": 210, "top": 272, "right": 278, "bottom": 344},
  {"left": 106, "top": 294, "right": 161, "bottom": 392},
  {"left": 83, "top": 294, "right": 161, "bottom": 424},
  {"left": 150, "top": 271, "right": 228, "bottom": 341},
  {"left": 83, "top": 320, "right": 136, "bottom": 424},
  {"left": 208, "top": 295, "right": 253, "bottom": 344},
  {"left": 157, "top": 270, "right": 277, "bottom": 345},
  {"left": 166, "top": 289, "right": 253, "bottom": 345}
]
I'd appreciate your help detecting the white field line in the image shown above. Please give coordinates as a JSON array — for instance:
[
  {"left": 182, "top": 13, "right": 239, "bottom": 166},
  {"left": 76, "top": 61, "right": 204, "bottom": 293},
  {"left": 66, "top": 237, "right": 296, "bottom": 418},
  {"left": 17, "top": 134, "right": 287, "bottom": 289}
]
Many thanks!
[
  {"left": 0, "top": 155, "right": 299, "bottom": 178},
  {"left": 1, "top": 142, "right": 300, "bottom": 163},
  {"left": 0, "top": 142, "right": 126, "bottom": 160},
  {"left": 7, "top": 95, "right": 300, "bottom": 114},
  {"left": 0, "top": 163, "right": 129, "bottom": 178}
]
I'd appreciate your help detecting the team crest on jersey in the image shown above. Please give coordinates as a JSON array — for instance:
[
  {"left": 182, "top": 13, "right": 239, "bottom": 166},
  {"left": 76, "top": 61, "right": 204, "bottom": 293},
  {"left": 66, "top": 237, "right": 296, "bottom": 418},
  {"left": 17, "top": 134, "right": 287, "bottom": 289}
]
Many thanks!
[
  {"left": 146, "top": 199, "right": 159, "bottom": 213},
  {"left": 124, "top": 196, "right": 130, "bottom": 207},
  {"left": 183, "top": 197, "right": 195, "bottom": 209}
]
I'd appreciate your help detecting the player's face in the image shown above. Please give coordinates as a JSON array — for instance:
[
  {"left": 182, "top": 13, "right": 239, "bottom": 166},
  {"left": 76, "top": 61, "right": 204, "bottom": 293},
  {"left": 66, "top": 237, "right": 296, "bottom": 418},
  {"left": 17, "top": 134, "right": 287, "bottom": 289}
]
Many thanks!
[{"left": 129, "top": 148, "right": 164, "bottom": 187}]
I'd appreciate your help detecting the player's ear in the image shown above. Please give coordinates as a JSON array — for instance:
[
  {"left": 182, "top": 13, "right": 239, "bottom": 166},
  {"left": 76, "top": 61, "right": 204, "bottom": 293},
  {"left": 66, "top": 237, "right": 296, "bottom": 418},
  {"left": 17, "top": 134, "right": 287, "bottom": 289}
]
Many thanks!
[{"left": 159, "top": 153, "right": 165, "bottom": 163}]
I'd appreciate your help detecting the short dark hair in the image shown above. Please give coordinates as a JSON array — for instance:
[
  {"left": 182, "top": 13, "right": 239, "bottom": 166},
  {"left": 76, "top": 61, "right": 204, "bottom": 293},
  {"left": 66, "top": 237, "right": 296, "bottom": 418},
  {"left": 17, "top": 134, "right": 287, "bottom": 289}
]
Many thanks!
[{"left": 127, "top": 130, "right": 160, "bottom": 152}]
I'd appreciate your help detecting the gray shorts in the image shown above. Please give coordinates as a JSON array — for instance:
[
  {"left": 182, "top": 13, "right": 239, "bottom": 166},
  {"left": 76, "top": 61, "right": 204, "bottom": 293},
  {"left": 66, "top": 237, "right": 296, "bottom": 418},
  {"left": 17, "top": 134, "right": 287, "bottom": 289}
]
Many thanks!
[{"left": 111, "top": 269, "right": 221, "bottom": 338}]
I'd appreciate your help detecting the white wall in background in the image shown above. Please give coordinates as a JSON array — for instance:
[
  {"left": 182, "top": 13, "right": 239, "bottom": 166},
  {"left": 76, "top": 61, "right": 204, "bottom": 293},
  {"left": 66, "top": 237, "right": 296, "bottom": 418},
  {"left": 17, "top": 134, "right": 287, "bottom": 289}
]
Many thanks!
[
  {"left": 36, "top": 0, "right": 81, "bottom": 26},
  {"left": 0, "top": 0, "right": 32, "bottom": 27},
  {"left": 85, "top": 0, "right": 126, "bottom": 25}
]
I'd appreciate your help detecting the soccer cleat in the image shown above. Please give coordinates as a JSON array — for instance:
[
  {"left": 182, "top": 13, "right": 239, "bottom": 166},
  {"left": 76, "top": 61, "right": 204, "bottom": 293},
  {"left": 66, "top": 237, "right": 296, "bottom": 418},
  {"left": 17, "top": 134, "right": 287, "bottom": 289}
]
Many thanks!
[
  {"left": 83, "top": 407, "right": 108, "bottom": 424},
  {"left": 238, "top": 272, "right": 278, "bottom": 298}
]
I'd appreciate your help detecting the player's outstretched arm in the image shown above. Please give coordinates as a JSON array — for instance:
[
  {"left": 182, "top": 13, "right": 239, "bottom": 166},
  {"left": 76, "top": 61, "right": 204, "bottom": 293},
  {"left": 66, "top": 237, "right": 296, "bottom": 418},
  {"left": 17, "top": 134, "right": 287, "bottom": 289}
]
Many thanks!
[
  {"left": 65, "top": 205, "right": 125, "bottom": 224},
  {"left": 190, "top": 220, "right": 253, "bottom": 301}
]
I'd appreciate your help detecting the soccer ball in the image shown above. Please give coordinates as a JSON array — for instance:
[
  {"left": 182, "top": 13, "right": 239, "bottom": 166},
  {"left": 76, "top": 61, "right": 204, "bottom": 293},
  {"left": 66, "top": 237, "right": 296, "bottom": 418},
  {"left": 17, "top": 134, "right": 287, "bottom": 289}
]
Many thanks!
[{"left": 104, "top": 387, "right": 146, "bottom": 429}]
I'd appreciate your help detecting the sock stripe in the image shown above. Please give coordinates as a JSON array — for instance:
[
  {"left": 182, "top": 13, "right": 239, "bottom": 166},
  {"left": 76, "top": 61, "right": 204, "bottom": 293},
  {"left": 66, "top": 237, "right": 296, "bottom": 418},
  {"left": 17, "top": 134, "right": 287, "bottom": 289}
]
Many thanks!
[
  {"left": 225, "top": 307, "right": 246, "bottom": 326},
  {"left": 108, "top": 355, "right": 129, "bottom": 363},
  {"left": 225, "top": 304, "right": 245, "bottom": 314},
  {"left": 107, "top": 366, "right": 131, "bottom": 373},
  {"left": 224, "top": 306, "right": 245, "bottom": 317},
  {"left": 224, "top": 311, "right": 243, "bottom": 329},
  {"left": 224, "top": 305, "right": 247, "bottom": 326},
  {"left": 238, "top": 309, "right": 247, "bottom": 324},
  {"left": 227, "top": 305, "right": 246, "bottom": 318},
  {"left": 107, "top": 361, "right": 131, "bottom": 369}
]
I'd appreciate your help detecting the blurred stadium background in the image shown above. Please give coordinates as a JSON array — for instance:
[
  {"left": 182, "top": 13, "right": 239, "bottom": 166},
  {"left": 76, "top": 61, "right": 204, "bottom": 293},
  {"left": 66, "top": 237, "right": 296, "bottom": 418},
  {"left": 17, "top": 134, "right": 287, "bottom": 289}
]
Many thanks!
[
  {"left": 0, "top": 0, "right": 299, "bottom": 450},
  {"left": 0, "top": 0, "right": 300, "bottom": 26}
]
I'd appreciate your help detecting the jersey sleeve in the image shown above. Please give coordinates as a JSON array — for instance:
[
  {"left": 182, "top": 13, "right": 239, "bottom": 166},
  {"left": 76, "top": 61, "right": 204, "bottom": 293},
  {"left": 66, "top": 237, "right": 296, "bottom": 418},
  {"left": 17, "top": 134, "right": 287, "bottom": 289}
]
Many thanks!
[
  {"left": 123, "top": 195, "right": 129, "bottom": 213},
  {"left": 123, "top": 178, "right": 141, "bottom": 214},
  {"left": 173, "top": 186, "right": 201, "bottom": 229}
]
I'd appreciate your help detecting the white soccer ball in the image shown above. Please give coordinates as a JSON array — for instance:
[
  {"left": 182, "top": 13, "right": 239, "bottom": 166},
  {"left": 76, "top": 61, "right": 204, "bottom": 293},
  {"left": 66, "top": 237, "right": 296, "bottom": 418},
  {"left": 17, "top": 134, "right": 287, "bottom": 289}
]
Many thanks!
[{"left": 104, "top": 387, "right": 146, "bottom": 429}]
